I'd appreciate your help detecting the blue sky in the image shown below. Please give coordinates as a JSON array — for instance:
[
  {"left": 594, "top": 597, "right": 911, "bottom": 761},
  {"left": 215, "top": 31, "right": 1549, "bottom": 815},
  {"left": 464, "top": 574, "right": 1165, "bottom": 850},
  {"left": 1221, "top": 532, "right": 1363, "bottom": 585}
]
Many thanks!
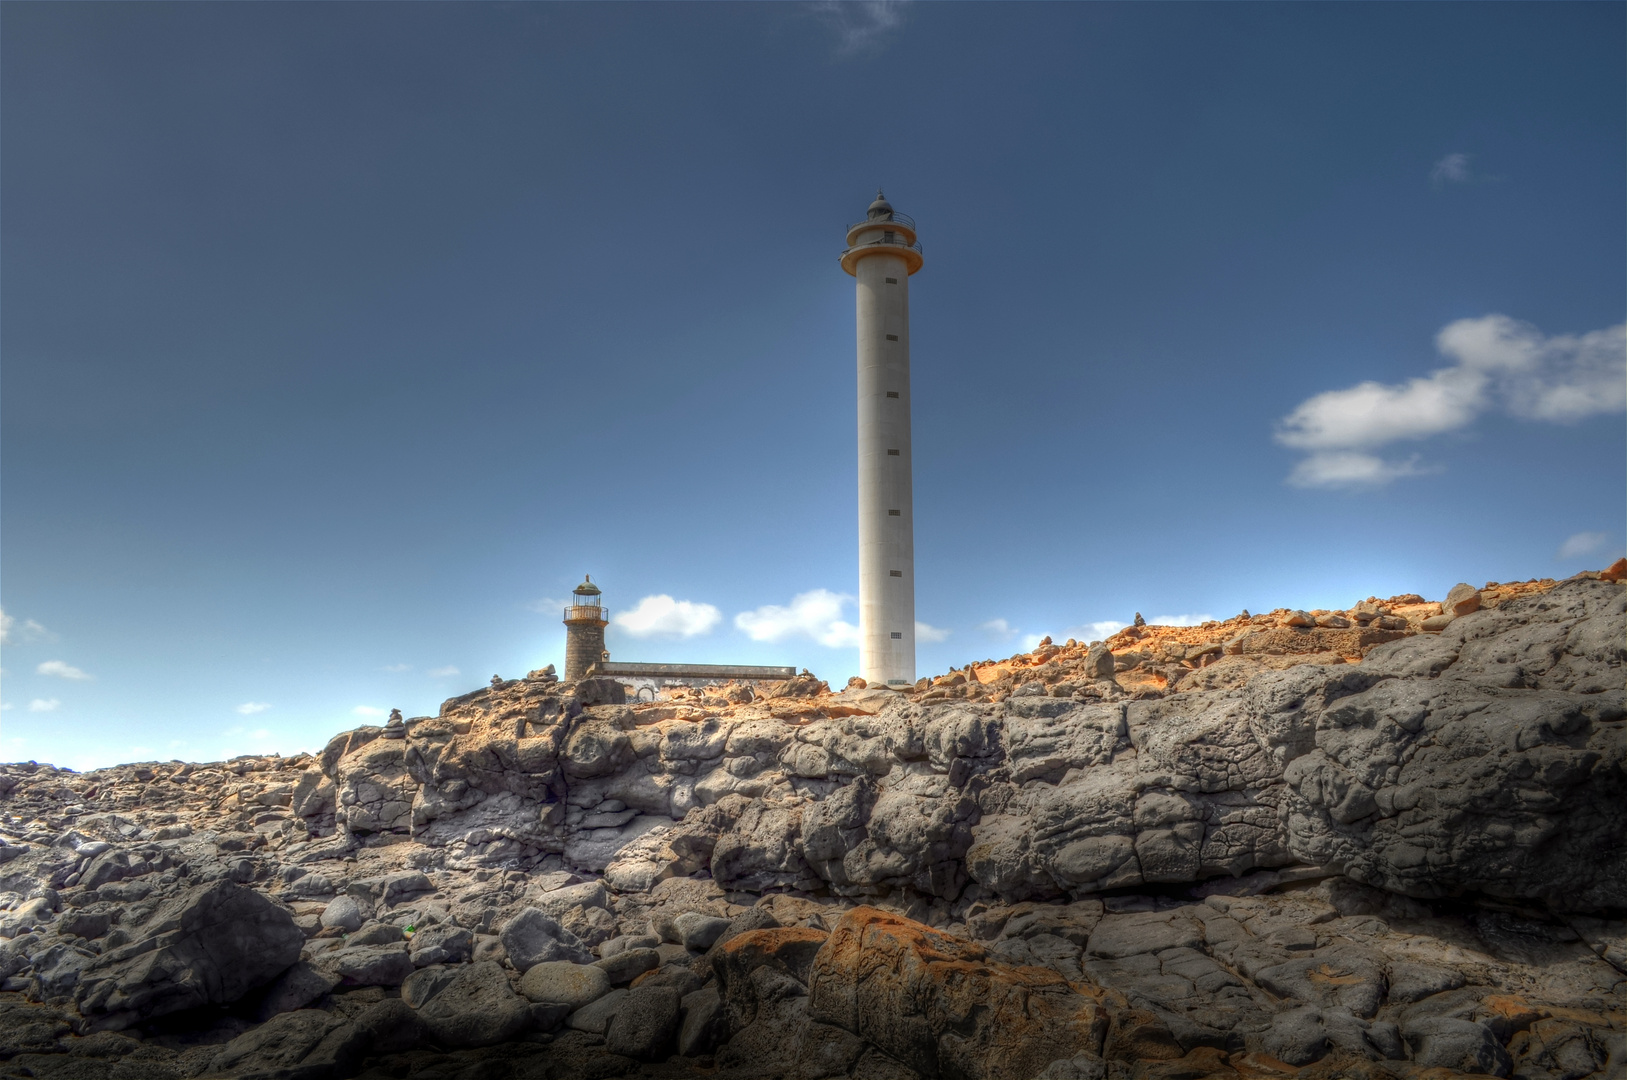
[{"left": 3, "top": 2, "right": 1622, "bottom": 770}]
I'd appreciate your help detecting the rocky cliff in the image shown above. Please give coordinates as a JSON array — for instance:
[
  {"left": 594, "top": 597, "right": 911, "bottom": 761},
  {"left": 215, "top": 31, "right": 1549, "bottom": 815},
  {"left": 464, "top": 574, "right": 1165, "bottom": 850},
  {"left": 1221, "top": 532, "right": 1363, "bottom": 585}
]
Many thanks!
[{"left": 0, "top": 570, "right": 1622, "bottom": 1080}]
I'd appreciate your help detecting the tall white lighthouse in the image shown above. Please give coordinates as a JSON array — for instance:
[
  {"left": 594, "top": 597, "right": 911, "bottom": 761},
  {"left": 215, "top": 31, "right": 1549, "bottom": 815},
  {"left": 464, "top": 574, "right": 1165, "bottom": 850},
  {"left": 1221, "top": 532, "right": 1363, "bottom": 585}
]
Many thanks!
[{"left": 841, "top": 190, "right": 923, "bottom": 688}]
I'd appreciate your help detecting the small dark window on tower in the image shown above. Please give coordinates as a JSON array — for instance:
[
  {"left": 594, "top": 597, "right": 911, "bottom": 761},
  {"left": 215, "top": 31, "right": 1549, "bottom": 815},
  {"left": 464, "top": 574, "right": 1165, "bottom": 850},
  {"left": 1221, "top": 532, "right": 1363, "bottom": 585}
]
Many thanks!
[
  {"left": 887, "top": 449, "right": 899, "bottom": 456},
  {"left": 886, "top": 334, "right": 898, "bottom": 341},
  {"left": 889, "top": 570, "right": 902, "bottom": 577},
  {"left": 885, "top": 277, "right": 898, "bottom": 284},
  {"left": 888, "top": 509, "right": 901, "bottom": 516},
  {"left": 886, "top": 391, "right": 899, "bottom": 398},
  {"left": 890, "top": 632, "right": 902, "bottom": 639}
]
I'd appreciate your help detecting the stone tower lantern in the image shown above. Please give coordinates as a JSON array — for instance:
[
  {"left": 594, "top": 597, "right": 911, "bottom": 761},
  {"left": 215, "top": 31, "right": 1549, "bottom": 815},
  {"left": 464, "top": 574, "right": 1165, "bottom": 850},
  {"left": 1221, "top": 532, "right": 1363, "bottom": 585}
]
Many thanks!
[{"left": 563, "top": 576, "right": 609, "bottom": 681}]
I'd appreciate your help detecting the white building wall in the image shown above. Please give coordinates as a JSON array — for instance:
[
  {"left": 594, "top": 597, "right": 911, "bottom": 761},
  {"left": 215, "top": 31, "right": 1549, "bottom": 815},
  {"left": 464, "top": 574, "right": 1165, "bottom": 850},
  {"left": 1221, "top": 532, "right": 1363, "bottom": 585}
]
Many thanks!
[{"left": 854, "top": 249, "right": 915, "bottom": 687}]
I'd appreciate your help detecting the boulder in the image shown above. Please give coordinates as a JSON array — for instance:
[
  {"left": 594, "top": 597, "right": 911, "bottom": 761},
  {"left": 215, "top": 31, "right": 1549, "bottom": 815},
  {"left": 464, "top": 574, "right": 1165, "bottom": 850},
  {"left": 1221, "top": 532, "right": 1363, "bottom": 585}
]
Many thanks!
[
  {"left": 416, "top": 961, "right": 534, "bottom": 1048},
  {"left": 672, "top": 911, "right": 731, "bottom": 951},
  {"left": 319, "top": 895, "right": 369, "bottom": 933},
  {"left": 252, "top": 961, "right": 342, "bottom": 1022},
  {"left": 595, "top": 946, "right": 661, "bottom": 986},
  {"left": 316, "top": 943, "right": 414, "bottom": 988},
  {"left": 499, "top": 907, "right": 592, "bottom": 971},
  {"left": 678, "top": 986, "right": 726, "bottom": 1056},
  {"left": 604, "top": 984, "right": 682, "bottom": 1060},
  {"left": 408, "top": 924, "right": 472, "bottom": 967},
  {"left": 808, "top": 907, "right": 1108, "bottom": 1080},
  {"left": 517, "top": 960, "right": 613, "bottom": 1009},
  {"left": 71, "top": 881, "right": 305, "bottom": 1030},
  {"left": 210, "top": 1009, "right": 367, "bottom": 1080}
]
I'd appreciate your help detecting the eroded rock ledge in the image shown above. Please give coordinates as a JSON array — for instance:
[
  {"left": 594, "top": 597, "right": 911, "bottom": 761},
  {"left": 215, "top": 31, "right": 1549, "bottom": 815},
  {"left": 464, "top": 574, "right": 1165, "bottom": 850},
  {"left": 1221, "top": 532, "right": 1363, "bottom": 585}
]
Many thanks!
[{"left": 0, "top": 574, "right": 1622, "bottom": 1079}]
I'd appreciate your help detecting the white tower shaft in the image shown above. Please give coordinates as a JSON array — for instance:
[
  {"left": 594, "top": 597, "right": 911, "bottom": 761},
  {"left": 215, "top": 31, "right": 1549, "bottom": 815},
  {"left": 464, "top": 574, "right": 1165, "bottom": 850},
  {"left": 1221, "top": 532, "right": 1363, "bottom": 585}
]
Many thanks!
[
  {"left": 856, "top": 253, "right": 914, "bottom": 686},
  {"left": 842, "top": 193, "right": 923, "bottom": 688}
]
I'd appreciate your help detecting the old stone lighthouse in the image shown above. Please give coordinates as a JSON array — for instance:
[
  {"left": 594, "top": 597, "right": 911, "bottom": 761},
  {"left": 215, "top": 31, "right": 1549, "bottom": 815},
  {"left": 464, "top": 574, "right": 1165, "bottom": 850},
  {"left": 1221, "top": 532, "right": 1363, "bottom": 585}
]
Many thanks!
[{"left": 841, "top": 191, "right": 923, "bottom": 688}]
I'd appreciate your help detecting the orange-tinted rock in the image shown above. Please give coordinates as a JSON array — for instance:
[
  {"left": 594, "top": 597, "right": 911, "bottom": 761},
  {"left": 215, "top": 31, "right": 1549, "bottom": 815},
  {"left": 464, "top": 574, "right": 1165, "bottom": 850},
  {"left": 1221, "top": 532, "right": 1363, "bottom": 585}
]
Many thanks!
[
  {"left": 1602, "top": 557, "right": 1627, "bottom": 582},
  {"left": 808, "top": 906, "right": 1107, "bottom": 1080},
  {"left": 710, "top": 925, "right": 830, "bottom": 1028}
]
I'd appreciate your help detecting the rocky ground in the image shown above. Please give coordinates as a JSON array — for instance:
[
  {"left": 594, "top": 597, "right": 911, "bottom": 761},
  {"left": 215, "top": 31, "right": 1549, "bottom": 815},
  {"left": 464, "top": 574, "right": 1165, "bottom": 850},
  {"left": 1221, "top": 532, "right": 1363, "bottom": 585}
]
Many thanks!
[{"left": 0, "top": 568, "right": 1623, "bottom": 1080}]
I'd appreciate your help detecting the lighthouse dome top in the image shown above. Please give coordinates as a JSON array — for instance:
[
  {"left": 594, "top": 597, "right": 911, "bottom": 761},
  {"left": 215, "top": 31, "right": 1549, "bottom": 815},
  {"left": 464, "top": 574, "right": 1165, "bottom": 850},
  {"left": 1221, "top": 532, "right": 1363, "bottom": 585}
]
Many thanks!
[
  {"left": 866, "top": 190, "right": 894, "bottom": 220},
  {"left": 573, "top": 576, "right": 602, "bottom": 598}
]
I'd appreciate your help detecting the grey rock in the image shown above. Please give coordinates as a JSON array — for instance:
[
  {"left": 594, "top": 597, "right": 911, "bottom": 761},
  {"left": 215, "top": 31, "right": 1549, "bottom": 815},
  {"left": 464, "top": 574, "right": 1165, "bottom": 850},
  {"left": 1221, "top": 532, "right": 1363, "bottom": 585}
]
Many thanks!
[
  {"left": 678, "top": 985, "right": 725, "bottom": 1056},
  {"left": 672, "top": 912, "right": 731, "bottom": 950},
  {"left": 604, "top": 984, "right": 682, "bottom": 1060},
  {"left": 600, "top": 931, "right": 661, "bottom": 958},
  {"left": 70, "top": 881, "right": 305, "bottom": 1029},
  {"left": 517, "top": 960, "right": 612, "bottom": 1009},
  {"left": 1085, "top": 913, "right": 1204, "bottom": 959},
  {"left": 317, "top": 943, "right": 414, "bottom": 987},
  {"left": 408, "top": 924, "right": 472, "bottom": 967},
  {"left": 1404, "top": 1016, "right": 1513, "bottom": 1077},
  {"left": 595, "top": 945, "right": 661, "bottom": 985},
  {"left": 211, "top": 1008, "right": 366, "bottom": 1080},
  {"left": 319, "top": 895, "right": 370, "bottom": 933},
  {"left": 1262, "top": 1005, "right": 1329, "bottom": 1066},
  {"left": 1034, "top": 1053, "right": 1107, "bottom": 1080},
  {"left": 400, "top": 964, "right": 459, "bottom": 1010},
  {"left": 346, "top": 920, "right": 403, "bottom": 946},
  {"left": 567, "top": 987, "right": 629, "bottom": 1034},
  {"left": 499, "top": 907, "right": 591, "bottom": 971},
  {"left": 416, "top": 961, "right": 533, "bottom": 1048},
  {"left": 352, "top": 997, "right": 422, "bottom": 1056},
  {"left": 253, "top": 961, "right": 342, "bottom": 1022},
  {"left": 1387, "top": 961, "right": 1465, "bottom": 1004}
]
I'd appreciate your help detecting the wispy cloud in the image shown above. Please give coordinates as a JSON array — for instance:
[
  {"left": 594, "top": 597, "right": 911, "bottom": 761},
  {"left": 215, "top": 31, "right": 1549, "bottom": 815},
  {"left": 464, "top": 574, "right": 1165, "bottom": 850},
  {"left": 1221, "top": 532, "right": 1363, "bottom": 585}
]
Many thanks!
[
  {"left": 352, "top": 705, "right": 388, "bottom": 717},
  {"left": 1146, "top": 613, "right": 1214, "bottom": 627},
  {"left": 427, "top": 665, "right": 460, "bottom": 678},
  {"left": 382, "top": 663, "right": 411, "bottom": 673},
  {"left": 526, "top": 597, "right": 571, "bottom": 615},
  {"left": 1430, "top": 152, "right": 1472, "bottom": 187},
  {"left": 235, "top": 702, "right": 271, "bottom": 715},
  {"left": 808, "top": 0, "right": 908, "bottom": 58},
  {"left": 915, "top": 621, "right": 951, "bottom": 643},
  {"left": 29, "top": 699, "right": 61, "bottom": 712},
  {"left": 1062, "top": 620, "right": 1129, "bottom": 643},
  {"left": 37, "top": 660, "right": 93, "bottom": 681},
  {"left": 1558, "top": 531, "right": 1609, "bottom": 560},
  {"left": 1277, "top": 315, "right": 1626, "bottom": 488},
  {"left": 616, "top": 595, "right": 723, "bottom": 638},
  {"left": 736, "top": 589, "right": 859, "bottom": 648},
  {"left": 980, "top": 618, "right": 1015, "bottom": 638},
  {"left": 1, "top": 610, "right": 57, "bottom": 646}
]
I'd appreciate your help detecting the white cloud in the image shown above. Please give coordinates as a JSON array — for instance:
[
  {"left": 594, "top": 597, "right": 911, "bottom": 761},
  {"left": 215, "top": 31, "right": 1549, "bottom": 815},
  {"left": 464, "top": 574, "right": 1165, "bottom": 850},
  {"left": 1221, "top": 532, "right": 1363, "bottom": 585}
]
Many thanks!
[
  {"left": 1277, "top": 316, "right": 1626, "bottom": 488},
  {"left": 809, "top": 0, "right": 907, "bottom": 57},
  {"left": 1558, "top": 531, "right": 1609, "bottom": 560},
  {"left": 352, "top": 705, "right": 388, "bottom": 717},
  {"left": 29, "top": 699, "right": 61, "bottom": 712},
  {"left": 526, "top": 597, "right": 571, "bottom": 615},
  {"left": 1431, "top": 152, "right": 1472, "bottom": 186},
  {"left": 235, "top": 702, "right": 271, "bottom": 715},
  {"left": 427, "top": 665, "right": 460, "bottom": 678},
  {"left": 1063, "top": 620, "right": 1128, "bottom": 643},
  {"left": 1020, "top": 634, "right": 1047, "bottom": 651},
  {"left": 383, "top": 663, "right": 411, "bottom": 673},
  {"left": 1287, "top": 452, "right": 1432, "bottom": 489},
  {"left": 980, "top": 619, "right": 1015, "bottom": 638},
  {"left": 37, "top": 660, "right": 92, "bottom": 681},
  {"left": 616, "top": 595, "right": 723, "bottom": 638},
  {"left": 1147, "top": 613, "right": 1215, "bottom": 627},
  {"left": 736, "top": 589, "right": 859, "bottom": 648},
  {"left": 915, "top": 621, "right": 951, "bottom": 643},
  {"left": 0, "top": 610, "right": 56, "bottom": 646}
]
